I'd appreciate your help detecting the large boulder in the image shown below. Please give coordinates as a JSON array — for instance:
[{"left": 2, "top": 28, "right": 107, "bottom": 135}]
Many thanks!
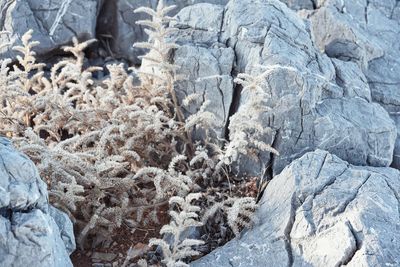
[
  {"left": 0, "top": 138, "right": 75, "bottom": 267},
  {"left": 193, "top": 150, "right": 400, "bottom": 266},
  {"left": 294, "top": 0, "right": 400, "bottom": 169},
  {"left": 96, "top": 0, "right": 229, "bottom": 64},
  {"left": 0, "top": 0, "right": 103, "bottom": 59},
  {"left": 171, "top": 0, "right": 397, "bottom": 177}
]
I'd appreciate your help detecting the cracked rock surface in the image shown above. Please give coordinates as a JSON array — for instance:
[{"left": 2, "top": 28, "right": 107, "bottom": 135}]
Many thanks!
[
  {"left": 289, "top": 0, "right": 400, "bottom": 169},
  {"left": 172, "top": 0, "right": 397, "bottom": 177},
  {"left": 0, "top": 138, "right": 74, "bottom": 267},
  {"left": 193, "top": 150, "right": 400, "bottom": 267},
  {"left": 0, "top": 0, "right": 102, "bottom": 60},
  {"left": 96, "top": 0, "right": 229, "bottom": 64},
  {"left": 173, "top": 44, "right": 235, "bottom": 139}
]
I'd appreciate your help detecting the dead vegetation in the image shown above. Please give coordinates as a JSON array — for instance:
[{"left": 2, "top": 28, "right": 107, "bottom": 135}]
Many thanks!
[{"left": 0, "top": 1, "right": 278, "bottom": 266}]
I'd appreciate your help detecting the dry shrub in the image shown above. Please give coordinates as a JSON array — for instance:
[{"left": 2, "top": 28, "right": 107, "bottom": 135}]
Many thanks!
[{"left": 0, "top": 1, "right": 278, "bottom": 266}]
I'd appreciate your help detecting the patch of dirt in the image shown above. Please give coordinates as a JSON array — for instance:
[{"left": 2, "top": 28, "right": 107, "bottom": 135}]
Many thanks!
[
  {"left": 70, "top": 177, "right": 260, "bottom": 266},
  {"left": 71, "top": 203, "right": 169, "bottom": 266}
]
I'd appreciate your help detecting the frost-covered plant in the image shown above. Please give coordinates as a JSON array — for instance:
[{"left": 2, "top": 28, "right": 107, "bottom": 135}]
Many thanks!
[
  {"left": 219, "top": 66, "right": 279, "bottom": 168},
  {"left": 0, "top": 29, "right": 186, "bottom": 246},
  {"left": 134, "top": 0, "right": 183, "bottom": 122},
  {"left": 203, "top": 197, "right": 257, "bottom": 236},
  {"left": 0, "top": 0, "right": 278, "bottom": 264},
  {"left": 150, "top": 193, "right": 204, "bottom": 267}
]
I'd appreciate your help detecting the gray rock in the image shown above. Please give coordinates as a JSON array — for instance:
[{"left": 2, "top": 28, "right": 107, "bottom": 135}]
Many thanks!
[
  {"left": 92, "top": 252, "right": 117, "bottom": 262},
  {"left": 301, "top": 0, "right": 400, "bottom": 168},
  {"left": 171, "top": 0, "right": 397, "bottom": 176},
  {"left": 280, "top": 0, "right": 315, "bottom": 10},
  {"left": 49, "top": 205, "right": 76, "bottom": 254},
  {"left": 0, "top": 0, "right": 102, "bottom": 59},
  {"left": 96, "top": 0, "right": 229, "bottom": 64},
  {"left": 392, "top": 114, "right": 400, "bottom": 171},
  {"left": 0, "top": 137, "right": 74, "bottom": 267},
  {"left": 331, "top": 59, "right": 371, "bottom": 102},
  {"left": 173, "top": 45, "right": 235, "bottom": 139},
  {"left": 171, "top": 3, "right": 225, "bottom": 46},
  {"left": 193, "top": 150, "right": 400, "bottom": 266},
  {"left": 0, "top": 138, "right": 47, "bottom": 210}
]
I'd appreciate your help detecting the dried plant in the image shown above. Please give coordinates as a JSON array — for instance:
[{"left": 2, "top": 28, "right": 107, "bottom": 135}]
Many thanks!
[
  {"left": 219, "top": 66, "right": 280, "bottom": 168},
  {"left": 150, "top": 193, "right": 204, "bottom": 267},
  {"left": 0, "top": 1, "right": 278, "bottom": 265},
  {"left": 203, "top": 197, "right": 258, "bottom": 237}
]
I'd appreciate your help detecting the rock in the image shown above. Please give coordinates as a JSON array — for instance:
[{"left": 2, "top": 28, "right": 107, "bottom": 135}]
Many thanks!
[
  {"left": 96, "top": 0, "right": 229, "bottom": 64},
  {"left": 92, "top": 252, "right": 117, "bottom": 262},
  {"left": 0, "top": 137, "right": 75, "bottom": 267},
  {"left": 173, "top": 45, "right": 235, "bottom": 139},
  {"left": 280, "top": 0, "right": 315, "bottom": 10},
  {"left": 0, "top": 0, "right": 102, "bottom": 60},
  {"left": 171, "top": 0, "right": 397, "bottom": 176},
  {"left": 193, "top": 150, "right": 400, "bottom": 266},
  {"left": 393, "top": 115, "right": 400, "bottom": 170},
  {"left": 171, "top": 3, "right": 226, "bottom": 46},
  {"left": 49, "top": 206, "right": 75, "bottom": 254},
  {"left": 299, "top": 0, "right": 400, "bottom": 168},
  {"left": 330, "top": 59, "right": 371, "bottom": 101}
]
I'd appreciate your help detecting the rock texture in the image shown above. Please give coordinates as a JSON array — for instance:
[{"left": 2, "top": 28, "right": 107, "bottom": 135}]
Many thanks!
[
  {"left": 96, "top": 0, "right": 229, "bottom": 64},
  {"left": 0, "top": 0, "right": 102, "bottom": 59},
  {"left": 293, "top": 0, "right": 400, "bottom": 169},
  {"left": 171, "top": 0, "right": 397, "bottom": 176},
  {"left": 281, "top": 0, "right": 315, "bottom": 10},
  {"left": 193, "top": 150, "right": 400, "bottom": 267},
  {"left": 174, "top": 45, "right": 235, "bottom": 139},
  {"left": 0, "top": 138, "right": 75, "bottom": 267},
  {"left": 1, "top": 0, "right": 397, "bottom": 174}
]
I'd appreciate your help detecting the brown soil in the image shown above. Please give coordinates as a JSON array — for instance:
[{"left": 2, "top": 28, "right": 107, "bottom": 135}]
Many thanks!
[
  {"left": 71, "top": 202, "right": 169, "bottom": 267},
  {"left": 70, "top": 177, "right": 259, "bottom": 266}
]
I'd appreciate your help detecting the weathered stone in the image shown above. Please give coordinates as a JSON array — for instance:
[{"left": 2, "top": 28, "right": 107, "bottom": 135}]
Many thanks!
[
  {"left": 301, "top": 0, "right": 400, "bottom": 168},
  {"left": 92, "top": 252, "right": 117, "bottom": 262},
  {"left": 0, "top": 0, "right": 102, "bottom": 59},
  {"left": 173, "top": 45, "right": 235, "bottom": 139},
  {"left": 96, "top": 0, "right": 229, "bottom": 64},
  {"left": 280, "top": 0, "right": 315, "bottom": 10},
  {"left": 49, "top": 205, "right": 76, "bottom": 255},
  {"left": 171, "top": 3, "right": 225, "bottom": 46},
  {"left": 172, "top": 0, "right": 397, "bottom": 177},
  {"left": 331, "top": 59, "right": 371, "bottom": 101},
  {"left": 193, "top": 150, "right": 400, "bottom": 266},
  {"left": 0, "top": 138, "right": 74, "bottom": 267},
  {"left": 392, "top": 114, "right": 400, "bottom": 170}
]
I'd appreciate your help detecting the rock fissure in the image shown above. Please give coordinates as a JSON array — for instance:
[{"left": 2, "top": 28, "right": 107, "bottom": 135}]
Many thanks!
[
  {"left": 283, "top": 192, "right": 297, "bottom": 267},
  {"left": 265, "top": 128, "right": 281, "bottom": 179},
  {"left": 340, "top": 221, "right": 363, "bottom": 265},
  {"left": 332, "top": 173, "right": 371, "bottom": 216},
  {"left": 364, "top": 0, "right": 370, "bottom": 25},
  {"left": 383, "top": 179, "right": 400, "bottom": 219}
]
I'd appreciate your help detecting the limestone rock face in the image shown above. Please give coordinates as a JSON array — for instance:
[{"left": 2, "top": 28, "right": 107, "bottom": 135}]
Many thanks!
[
  {"left": 299, "top": 0, "right": 400, "bottom": 169},
  {"left": 0, "top": 0, "right": 102, "bottom": 59},
  {"left": 193, "top": 150, "right": 400, "bottom": 267},
  {"left": 96, "top": 0, "right": 229, "bottom": 64},
  {"left": 0, "top": 138, "right": 75, "bottom": 267},
  {"left": 173, "top": 45, "right": 235, "bottom": 139},
  {"left": 172, "top": 0, "right": 397, "bottom": 177},
  {"left": 280, "top": 0, "right": 315, "bottom": 10}
]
